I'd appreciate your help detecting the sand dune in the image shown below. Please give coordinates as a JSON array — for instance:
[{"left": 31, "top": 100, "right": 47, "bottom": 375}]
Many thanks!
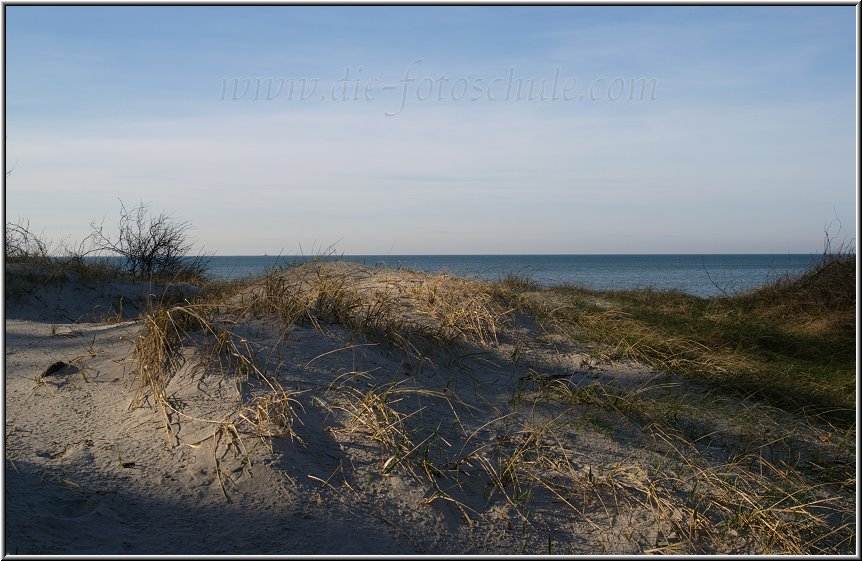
[{"left": 3, "top": 262, "right": 854, "bottom": 554}]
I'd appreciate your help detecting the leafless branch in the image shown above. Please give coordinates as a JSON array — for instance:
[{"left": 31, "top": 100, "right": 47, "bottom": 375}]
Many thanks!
[{"left": 88, "top": 200, "right": 209, "bottom": 280}]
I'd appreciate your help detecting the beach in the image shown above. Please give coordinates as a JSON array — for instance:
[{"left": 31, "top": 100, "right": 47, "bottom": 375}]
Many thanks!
[
  {"left": 3, "top": 260, "right": 855, "bottom": 554},
  {"left": 5, "top": 3, "right": 857, "bottom": 555}
]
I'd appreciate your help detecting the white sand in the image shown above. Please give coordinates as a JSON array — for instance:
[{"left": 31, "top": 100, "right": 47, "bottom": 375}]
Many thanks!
[{"left": 3, "top": 262, "right": 850, "bottom": 554}]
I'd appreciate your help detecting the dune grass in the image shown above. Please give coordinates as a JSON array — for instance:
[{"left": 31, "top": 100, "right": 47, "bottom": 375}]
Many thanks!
[
  {"left": 122, "top": 253, "right": 854, "bottom": 553},
  {"left": 508, "top": 371, "right": 856, "bottom": 554},
  {"left": 231, "top": 261, "right": 512, "bottom": 366},
  {"left": 495, "top": 251, "right": 856, "bottom": 426}
]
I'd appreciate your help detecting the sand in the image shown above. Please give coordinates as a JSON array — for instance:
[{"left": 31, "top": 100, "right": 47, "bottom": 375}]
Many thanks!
[{"left": 3, "top": 262, "right": 854, "bottom": 555}]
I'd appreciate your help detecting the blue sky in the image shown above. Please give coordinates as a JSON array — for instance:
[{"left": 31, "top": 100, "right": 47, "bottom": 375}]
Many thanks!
[{"left": 4, "top": 6, "right": 857, "bottom": 255}]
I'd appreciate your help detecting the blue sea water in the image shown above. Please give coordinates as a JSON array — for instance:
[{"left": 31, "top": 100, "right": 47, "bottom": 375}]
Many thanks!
[{"left": 202, "top": 254, "right": 822, "bottom": 298}]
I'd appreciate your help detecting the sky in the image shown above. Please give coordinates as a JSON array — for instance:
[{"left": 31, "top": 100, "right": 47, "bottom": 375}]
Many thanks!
[{"left": 3, "top": 5, "right": 857, "bottom": 255}]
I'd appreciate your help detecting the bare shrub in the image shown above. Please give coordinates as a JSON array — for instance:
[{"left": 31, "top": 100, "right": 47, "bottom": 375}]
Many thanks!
[
  {"left": 4, "top": 218, "right": 50, "bottom": 262},
  {"left": 88, "top": 200, "right": 209, "bottom": 281}
]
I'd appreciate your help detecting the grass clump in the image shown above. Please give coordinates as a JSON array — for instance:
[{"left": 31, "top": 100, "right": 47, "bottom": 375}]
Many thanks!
[
  {"left": 507, "top": 374, "right": 855, "bottom": 554},
  {"left": 130, "top": 303, "right": 207, "bottom": 408},
  {"left": 232, "top": 261, "right": 512, "bottom": 363},
  {"left": 325, "top": 378, "right": 485, "bottom": 525},
  {"left": 732, "top": 250, "right": 855, "bottom": 338},
  {"left": 130, "top": 298, "right": 305, "bottom": 496}
]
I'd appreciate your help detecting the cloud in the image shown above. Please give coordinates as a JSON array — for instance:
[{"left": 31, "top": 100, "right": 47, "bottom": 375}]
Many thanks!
[
  {"left": 5, "top": 6, "right": 855, "bottom": 254},
  {"left": 6, "top": 85, "right": 853, "bottom": 255}
]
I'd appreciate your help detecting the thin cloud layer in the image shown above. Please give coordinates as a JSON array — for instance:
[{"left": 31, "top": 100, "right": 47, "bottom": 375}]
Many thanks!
[{"left": 4, "top": 6, "right": 856, "bottom": 254}]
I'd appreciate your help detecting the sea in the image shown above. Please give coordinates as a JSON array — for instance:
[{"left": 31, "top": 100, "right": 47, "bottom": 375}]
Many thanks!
[{"left": 202, "top": 254, "right": 823, "bottom": 299}]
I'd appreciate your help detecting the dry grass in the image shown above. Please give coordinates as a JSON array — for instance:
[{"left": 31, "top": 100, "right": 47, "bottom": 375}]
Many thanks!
[
  {"left": 230, "top": 261, "right": 512, "bottom": 363},
  {"left": 123, "top": 255, "right": 854, "bottom": 553},
  {"left": 130, "top": 304, "right": 204, "bottom": 409},
  {"left": 329, "top": 383, "right": 446, "bottom": 479},
  {"left": 505, "top": 374, "right": 856, "bottom": 554},
  {"left": 130, "top": 297, "right": 305, "bottom": 497},
  {"left": 322, "top": 366, "right": 854, "bottom": 553},
  {"left": 497, "top": 250, "right": 856, "bottom": 425},
  {"left": 322, "top": 376, "right": 493, "bottom": 526},
  {"left": 321, "top": 373, "right": 584, "bottom": 530}
]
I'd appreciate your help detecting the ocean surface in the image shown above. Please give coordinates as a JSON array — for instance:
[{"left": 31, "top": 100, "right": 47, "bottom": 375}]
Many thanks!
[{"left": 202, "top": 254, "right": 822, "bottom": 298}]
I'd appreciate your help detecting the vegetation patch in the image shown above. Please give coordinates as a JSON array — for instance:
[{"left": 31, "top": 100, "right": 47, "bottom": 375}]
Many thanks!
[{"left": 497, "top": 250, "right": 856, "bottom": 426}]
